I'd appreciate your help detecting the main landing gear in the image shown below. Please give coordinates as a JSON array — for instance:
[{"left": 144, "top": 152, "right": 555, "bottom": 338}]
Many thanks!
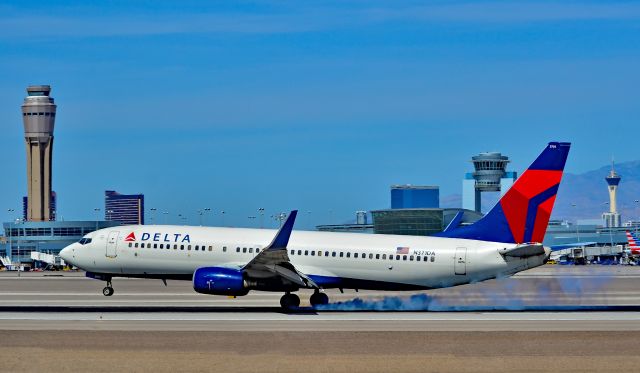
[
  {"left": 279, "top": 291, "right": 330, "bottom": 310},
  {"left": 280, "top": 292, "right": 300, "bottom": 310},
  {"left": 103, "top": 280, "right": 114, "bottom": 297},
  {"left": 310, "top": 291, "right": 329, "bottom": 307}
]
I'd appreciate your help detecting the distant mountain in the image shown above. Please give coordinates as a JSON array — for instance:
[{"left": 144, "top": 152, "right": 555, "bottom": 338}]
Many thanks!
[{"left": 441, "top": 161, "right": 640, "bottom": 223}]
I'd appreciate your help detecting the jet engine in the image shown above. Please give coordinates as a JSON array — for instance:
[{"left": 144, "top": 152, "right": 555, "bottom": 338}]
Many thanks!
[{"left": 192, "top": 267, "right": 249, "bottom": 296}]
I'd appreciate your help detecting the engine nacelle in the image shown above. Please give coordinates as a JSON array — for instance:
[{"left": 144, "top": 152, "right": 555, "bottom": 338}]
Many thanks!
[{"left": 192, "top": 267, "right": 249, "bottom": 296}]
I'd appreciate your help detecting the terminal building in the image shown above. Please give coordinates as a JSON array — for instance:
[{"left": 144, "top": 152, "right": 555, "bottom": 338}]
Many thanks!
[
  {"left": 3, "top": 220, "right": 118, "bottom": 264},
  {"left": 105, "top": 190, "right": 145, "bottom": 225},
  {"left": 372, "top": 185, "right": 482, "bottom": 236}
]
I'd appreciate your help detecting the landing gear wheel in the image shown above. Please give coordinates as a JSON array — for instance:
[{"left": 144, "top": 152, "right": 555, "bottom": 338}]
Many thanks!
[
  {"left": 310, "top": 292, "right": 329, "bottom": 307},
  {"left": 280, "top": 293, "right": 300, "bottom": 310},
  {"left": 103, "top": 286, "right": 114, "bottom": 296}
]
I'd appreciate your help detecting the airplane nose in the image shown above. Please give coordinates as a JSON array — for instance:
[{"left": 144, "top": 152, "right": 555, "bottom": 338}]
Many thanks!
[{"left": 59, "top": 245, "right": 74, "bottom": 263}]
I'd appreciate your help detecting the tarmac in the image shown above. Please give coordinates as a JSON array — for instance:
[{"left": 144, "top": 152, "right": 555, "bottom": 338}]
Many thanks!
[{"left": 1, "top": 265, "right": 639, "bottom": 372}]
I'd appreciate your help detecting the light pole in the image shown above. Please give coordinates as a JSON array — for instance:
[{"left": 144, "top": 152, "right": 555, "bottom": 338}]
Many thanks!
[
  {"left": 248, "top": 216, "right": 256, "bottom": 227},
  {"left": 571, "top": 203, "right": 580, "bottom": 243},
  {"left": 162, "top": 211, "right": 169, "bottom": 224},
  {"left": 7, "top": 209, "right": 14, "bottom": 262},
  {"left": 258, "top": 208, "right": 265, "bottom": 229},
  {"left": 220, "top": 211, "right": 226, "bottom": 227},
  {"left": 149, "top": 208, "right": 157, "bottom": 225},
  {"left": 93, "top": 208, "right": 100, "bottom": 230}
]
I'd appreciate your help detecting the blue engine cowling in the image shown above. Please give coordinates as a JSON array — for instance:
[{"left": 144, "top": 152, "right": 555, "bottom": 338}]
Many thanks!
[{"left": 192, "top": 267, "right": 249, "bottom": 296}]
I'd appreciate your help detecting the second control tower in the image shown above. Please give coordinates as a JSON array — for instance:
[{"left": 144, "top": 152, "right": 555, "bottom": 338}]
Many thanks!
[
  {"left": 603, "top": 161, "right": 622, "bottom": 228},
  {"left": 21, "top": 85, "right": 56, "bottom": 221}
]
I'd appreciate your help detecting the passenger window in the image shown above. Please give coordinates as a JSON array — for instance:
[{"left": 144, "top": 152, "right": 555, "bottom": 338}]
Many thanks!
[
  {"left": 403, "top": 255, "right": 407, "bottom": 261},
  {"left": 396, "top": 255, "right": 400, "bottom": 260},
  {"left": 249, "top": 248, "right": 253, "bottom": 254},
  {"left": 129, "top": 243, "right": 132, "bottom": 248},
  {"left": 339, "top": 252, "right": 344, "bottom": 257},
  {"left": 346, "top": 252, "right": 350, "bottom": 258},
  {"left": 188, "top": 245, "right": 192, "bottom": 251},
  {"left": 369, "top": 253, "right": 373, "bottom": 259},
  {"left": 209, "top": 246, "right": 213, "bottom": 251},
  {"left": 134, "top": 243, "right": 139, "bottom": 248},
  {"left": 376, "top": 254, "right": 380, "bottom": 259},
  {"left": 410, "top": 255, "right": 414, "bottom": 261},
  {"left": 290, "top": 250, "right": 295, "bottom": 255},
  {"left": 311, "top": 251, "right": 315, "bottom": 256},
  {"left": 223, "top": 246, "right": 227, "bottom": 252},
  {"left": 153, "top": 244, "right": 158, "bottom": 249},
  {"left": 332, "top": 252, "right": 336, "bottom": 257},
  {"left": 174, "top": 244, "right": 178, "bottom": 250},
  {"left": 298, "top": 250, "right": 302, "bottom": 255},
  {"left": 431, "top": 256, "right": 435, "bottom": 262},
  {"left": 180, "top": 245, "right": 184, "bottom": 250},
  {"left": 160, "top": 244, "right": 164, "bottom": 249},
  {"left": 416, "top": 256, "right": 421, "bottom": 261},
  {"left": 382, "top": 254, "right": 386, "bottom": 259},
  {"left": 236, "top": 247, "right": 240, "bottom": 252},
  {"left": 256, "top": 248, "right": 260, "bottom": 253},
  {"left": 354, "top": 253, "right": 358, "bottom": 258},
  {"left": 389, "top": 255, "right": 393, "bottom": 260},
  {"left": 242, "top": 247, "right": 246, "bottom": 253},
  {"left": 195, "top": 245, "right": 199, "bottom": 250},
  {"left": 304, "top": 250, "right": 308, "bottom": 256},
  {"left": 147, "top": 243, "right": 152, "bottom": 248},
  {"left": 325, "top": 251, "right": 329, "bottom": 257}
]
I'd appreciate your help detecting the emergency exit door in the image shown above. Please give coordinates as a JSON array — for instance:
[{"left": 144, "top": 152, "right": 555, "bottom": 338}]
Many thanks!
[
  {"left": 454, "top": 247, "right": 467, "bottom": 275},
  {"left": 106, "top": 231, "right": 119, "bottom": 258}
]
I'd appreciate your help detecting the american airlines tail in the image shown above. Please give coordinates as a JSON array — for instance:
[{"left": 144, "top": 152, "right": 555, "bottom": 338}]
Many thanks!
[
  {"left": 60, "top": 141, "right": 571, "bottom": 309},
  {"left": 438, "top": 142, "right": 571, "bottom": 244}
]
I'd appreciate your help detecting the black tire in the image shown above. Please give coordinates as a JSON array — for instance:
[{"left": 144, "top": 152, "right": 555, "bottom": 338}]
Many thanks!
[
  {"left": 310, "top": 292, "right": 329, "bottom": 307},
  {"left": 103, "top": 287, "right": 114, "bottom": 296},
  {"left": 280, "top": 293, "right": 300, "bottom": 310}
]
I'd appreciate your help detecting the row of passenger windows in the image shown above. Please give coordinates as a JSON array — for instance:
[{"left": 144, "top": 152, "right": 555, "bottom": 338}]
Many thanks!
[
  {"left": 23, "top": 112, "right": 55, "bottom": 117},
  {"left": 126, "top": 242, "right": 435, "bottom": 262},
  {"left": 128, "top": 242, "right": 222, "bottom": 252},
  {"left": 289, "top": 249, "right": 435, "bottom": 262}
]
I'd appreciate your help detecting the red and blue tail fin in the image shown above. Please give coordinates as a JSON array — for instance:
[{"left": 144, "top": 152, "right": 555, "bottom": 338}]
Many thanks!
[{"left": 437, "top": 142, "right": 571, "bottom": 244}]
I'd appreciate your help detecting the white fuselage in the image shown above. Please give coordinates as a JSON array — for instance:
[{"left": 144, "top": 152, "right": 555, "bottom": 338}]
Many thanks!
[{"left": 61, "top": 225, "right": 547, "bottom": 291}]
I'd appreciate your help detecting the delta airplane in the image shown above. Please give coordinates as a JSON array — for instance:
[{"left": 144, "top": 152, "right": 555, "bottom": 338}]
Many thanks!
[{"left": 60, "top": 142, "right": 571, "bottom": 309}]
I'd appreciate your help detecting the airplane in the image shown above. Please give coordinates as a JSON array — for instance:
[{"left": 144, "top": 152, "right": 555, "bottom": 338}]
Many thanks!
[
  {"left": 59, "top": 141, "right": 571, "bottom": 309},
  {"left": 624, "top": 231, "right": 640, "bottom": 256}
]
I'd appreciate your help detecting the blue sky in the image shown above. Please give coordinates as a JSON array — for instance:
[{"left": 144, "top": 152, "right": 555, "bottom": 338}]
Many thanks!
[{"left": 0, "top": 1, "right": 639, "bottom": 228}]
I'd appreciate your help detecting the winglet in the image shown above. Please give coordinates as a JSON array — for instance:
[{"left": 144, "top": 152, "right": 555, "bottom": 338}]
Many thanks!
[{"left": 265, "top": 210, "right": 298, "bottom": 251}]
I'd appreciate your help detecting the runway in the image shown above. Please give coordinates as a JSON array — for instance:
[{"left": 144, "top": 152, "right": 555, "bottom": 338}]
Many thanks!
[
  {"left": 0, "top": 265, "right": 639, "bottom": 331},
  {"left": 2, "top": 266, "right": 640, "bottom": 372}
]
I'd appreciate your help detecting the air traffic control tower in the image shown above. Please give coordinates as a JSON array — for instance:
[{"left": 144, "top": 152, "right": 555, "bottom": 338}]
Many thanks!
[
  {"left": 21, "top": 85, "right": 56, "bottom": 221},
  {"left": 603, "top": 161, "right": 622, "bottom": 228},
  {"left": 463, "top": 152, "right": 517, "bottom": 213}
]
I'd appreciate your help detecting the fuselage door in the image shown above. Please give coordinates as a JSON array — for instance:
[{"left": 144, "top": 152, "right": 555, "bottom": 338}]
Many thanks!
[
  {"left": 454, "top": 247, "right": 467, "bottom": 275},
  {"left": 106, "top": 231, "right": 119, "bottom": 258}
]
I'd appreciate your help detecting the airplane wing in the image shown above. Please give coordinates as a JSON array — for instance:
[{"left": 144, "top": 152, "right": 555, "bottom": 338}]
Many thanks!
[{"left": 242, "top": 210, "right": 319, "bottom": 289}]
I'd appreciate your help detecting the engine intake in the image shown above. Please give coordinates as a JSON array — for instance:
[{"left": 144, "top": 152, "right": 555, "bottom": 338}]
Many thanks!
[{"left": 192, "top": 267, "right": 249, "bottom": 296}]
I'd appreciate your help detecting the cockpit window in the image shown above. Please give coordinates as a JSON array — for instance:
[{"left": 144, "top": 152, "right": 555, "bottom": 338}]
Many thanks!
[{"left": 78, "top": 238, "right": 92, "bottom": 245}]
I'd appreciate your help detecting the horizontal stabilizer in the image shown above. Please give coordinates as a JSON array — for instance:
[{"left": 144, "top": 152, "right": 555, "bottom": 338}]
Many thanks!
[{"left": 498, "top": 244, "right": 545, "bottom": 257}]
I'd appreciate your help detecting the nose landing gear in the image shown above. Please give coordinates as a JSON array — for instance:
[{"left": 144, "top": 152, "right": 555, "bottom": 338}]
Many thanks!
[{"left": 102, "top": 280, "right": 114, "bottom": 296}]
